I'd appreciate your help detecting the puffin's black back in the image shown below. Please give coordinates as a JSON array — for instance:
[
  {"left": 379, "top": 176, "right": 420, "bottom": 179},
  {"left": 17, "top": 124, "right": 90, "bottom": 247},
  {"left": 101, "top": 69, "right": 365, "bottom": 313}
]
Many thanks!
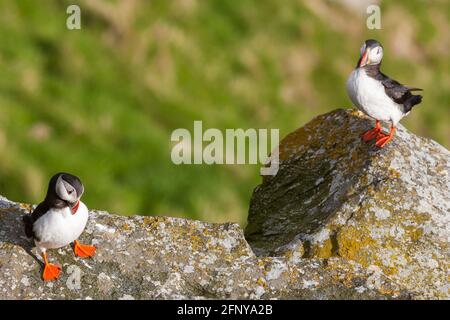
[
  {"left": 23, "top": 201, "right": 49, "bottom": 239},
  {"left": 365, "top": 64, "right": 423, "bottom": 114}
]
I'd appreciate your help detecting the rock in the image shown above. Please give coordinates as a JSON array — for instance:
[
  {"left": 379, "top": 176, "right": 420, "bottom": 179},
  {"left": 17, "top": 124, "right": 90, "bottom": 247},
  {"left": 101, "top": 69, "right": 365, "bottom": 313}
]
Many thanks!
[
  {"left": 1, "top": 197, "right": 409, "bottom": 299},
  {"left": 245, "top": 108, "right": 449, "bottom": 299},
  {"left": 1, "top": 108, "right": 446, "bottom": 300}
]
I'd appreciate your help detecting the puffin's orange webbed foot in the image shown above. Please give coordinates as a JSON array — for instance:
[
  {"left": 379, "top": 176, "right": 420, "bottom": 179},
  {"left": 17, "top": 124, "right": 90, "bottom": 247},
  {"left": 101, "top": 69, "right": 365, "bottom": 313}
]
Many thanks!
[
  {"left": 73, "top": 240, "right": 96, "bottom": 258},
  {"left": 41, "top": 253, "right": 61, "bottom": 281},
  {"left": 362, "top": 128, "right": 380, "bottom": 141},
  {"left": 375, "top": 125, "right": 396, "bottom": 148},
  {"left": 375, "top": 135, "right": 393, "bottom": 148},
  {"left": 43, "top": 263, "right": 61, "bottom": 281},
  {"left": 362, "top": 120, "right": 381, "bottom": 141}
]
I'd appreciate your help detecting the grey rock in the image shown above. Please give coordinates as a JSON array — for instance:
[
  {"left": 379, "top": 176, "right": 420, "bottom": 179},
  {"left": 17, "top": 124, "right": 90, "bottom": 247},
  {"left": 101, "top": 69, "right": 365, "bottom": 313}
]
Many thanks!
[
  {"left": 245, "top": 108, "right": 449, "bottom": 299},
  {"left": 0, "top": 198, "right": 407, "bottom": 299},
  {"left": 2, "top": 108, "right": 445, "bottom": 299}
]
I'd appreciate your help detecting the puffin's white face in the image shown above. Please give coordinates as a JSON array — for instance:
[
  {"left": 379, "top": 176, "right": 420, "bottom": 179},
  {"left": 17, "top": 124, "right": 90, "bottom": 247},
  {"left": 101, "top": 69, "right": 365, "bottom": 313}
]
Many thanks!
[
  {"left": 359, "top": 43, "right": 383, "bottom": 67},
  {"left": 55, "top": 175, "right": 80, "bottom": 203},
  {"left": 367, "top": 45, "right": 383, "bottom": 65}
]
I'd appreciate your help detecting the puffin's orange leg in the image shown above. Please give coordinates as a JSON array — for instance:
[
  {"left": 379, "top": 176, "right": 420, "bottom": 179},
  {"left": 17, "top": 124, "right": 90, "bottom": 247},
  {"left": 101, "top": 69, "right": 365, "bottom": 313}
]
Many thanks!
[
  {"left": 73, "top": 240, "right": 96, "bottom": 258},
  {"left": 42, "top": 252, "right": 61, "bottom": 281},
  {"left": 362, "top": 120, "right": 381, "bottom": 141},
  {"left": 375, "top": 125, "right": 395, "bottom": 148}
]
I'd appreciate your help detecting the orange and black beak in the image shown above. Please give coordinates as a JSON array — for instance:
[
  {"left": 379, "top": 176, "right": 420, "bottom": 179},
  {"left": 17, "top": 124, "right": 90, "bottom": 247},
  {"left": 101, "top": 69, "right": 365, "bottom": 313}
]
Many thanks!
[
  {"left": 359, "top": 48, "right": 369, "bottom": 67},
  {"left": 70, "top": 200, "right": 80, "bottom": 214}
]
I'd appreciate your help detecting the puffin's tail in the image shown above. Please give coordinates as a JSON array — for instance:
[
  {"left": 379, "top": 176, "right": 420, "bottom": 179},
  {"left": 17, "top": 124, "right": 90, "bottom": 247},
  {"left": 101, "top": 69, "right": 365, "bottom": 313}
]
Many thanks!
[
  {"left": 23, "top": 215, "right": 34, "bottom": 238},
  {"left": 404, "top": 93, "right": 422, "bottom": 113}
]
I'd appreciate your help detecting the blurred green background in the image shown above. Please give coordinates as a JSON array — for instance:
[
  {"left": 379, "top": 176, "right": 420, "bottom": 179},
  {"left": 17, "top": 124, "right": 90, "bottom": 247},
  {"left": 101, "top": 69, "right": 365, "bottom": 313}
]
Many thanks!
[{"left": 0, "top": 0, "right": 448, "bottom": 225}]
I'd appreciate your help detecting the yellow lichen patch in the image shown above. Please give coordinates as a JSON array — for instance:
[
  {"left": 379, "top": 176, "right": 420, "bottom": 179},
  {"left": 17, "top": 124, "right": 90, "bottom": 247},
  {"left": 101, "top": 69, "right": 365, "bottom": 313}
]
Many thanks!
[
  {"left": 189, "top": 234, "right": 204, "bottom": 252},
  {"left": 379, "top": 287, "right": 401, "bottom": 297},
  {"left": 404, "top": 226, "right": 424, "bottom": 242},
  {"left": 275, "top": 110, "right": 372, "bottom": 176},
  {"left": 0, "top": 242, "right": 16, "bottom": 250},
  {"left": 309, "top": 239, "right": 334, "bottom": 258},
  {"left": 325, "top": 258, "right": 401, "bottom": 297},
  {"left": 382, "top": 262, "right": 400, "bottom": 276},
  {"left": 142, "top": 216, "right": 154, "bottom": 225},
  {"left": 256, "top": 277, "right": 267, "bottom": 288},
  {"left": 349, "top": 109, "right": 365, "bottom": 118},
  {"left": 324, "top": 260, "right": 359, "bottom": 287},
  {"left": 388, "top": 168, "right": 401, "bottom": 179},
  {"left": 278, "top": 126, "right": 314, "bottom": 161},
  {"left": 144, "top": 216, "right": 167, "bottom": 231},
  {"left": 278, "top": 111, "right": 340, "bottom": 160},
  {"left": 283, "top": 250, "right": 294, "bottom": 260},
  {"left": 335, "top": 226, "right": 377, "bottom": 267},
  {"left": 19, "top": 203, "right": 32, "bottom": 212},
  {"left": 257, "top": 259, "right": 266, "bottom": 268}
]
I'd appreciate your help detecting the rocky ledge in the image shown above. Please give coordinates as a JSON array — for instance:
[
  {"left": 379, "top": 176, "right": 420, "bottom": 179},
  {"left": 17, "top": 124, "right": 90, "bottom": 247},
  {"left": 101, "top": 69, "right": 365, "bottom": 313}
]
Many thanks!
[
  {"left": 246, "top": 108, "right": 449, "bottom": 299},
  {"left": 0, "top": 109, "right": 448, "bottom": 299}
]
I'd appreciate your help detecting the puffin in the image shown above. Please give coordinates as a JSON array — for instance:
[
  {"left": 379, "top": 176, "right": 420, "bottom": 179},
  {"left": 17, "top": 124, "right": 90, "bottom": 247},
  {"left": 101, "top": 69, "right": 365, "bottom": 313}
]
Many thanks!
[
  {"left": 23, "top": 172, "right": 96, "bottom": 281},
  {"left": 346, "top": 39, "right": 423, "bottom": 147}
]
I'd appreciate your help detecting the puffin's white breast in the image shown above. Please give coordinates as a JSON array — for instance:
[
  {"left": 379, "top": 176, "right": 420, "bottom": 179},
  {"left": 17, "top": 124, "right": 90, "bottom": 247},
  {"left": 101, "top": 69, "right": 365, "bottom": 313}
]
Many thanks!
[
  {"left": 33, "top": 202, "right": 89, "bottom": 249},
  {"left": 346, "top": 68, "right": 404, "bottom": 125}
]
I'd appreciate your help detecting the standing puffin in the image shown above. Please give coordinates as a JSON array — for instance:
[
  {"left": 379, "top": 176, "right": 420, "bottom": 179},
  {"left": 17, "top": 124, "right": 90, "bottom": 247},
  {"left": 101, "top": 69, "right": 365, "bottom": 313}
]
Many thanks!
[
  {"left": 347, "top": 39, "right": 423, "bottom": 147},
  {"left": 23, "top": 173, "right": 96, "bottom": 281}
]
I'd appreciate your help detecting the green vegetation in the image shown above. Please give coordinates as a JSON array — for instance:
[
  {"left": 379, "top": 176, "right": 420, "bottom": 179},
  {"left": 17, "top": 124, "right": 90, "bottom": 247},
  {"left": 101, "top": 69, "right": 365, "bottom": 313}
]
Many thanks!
[{"left": 0, "top": 0, "right": 448, "bottom": 225}]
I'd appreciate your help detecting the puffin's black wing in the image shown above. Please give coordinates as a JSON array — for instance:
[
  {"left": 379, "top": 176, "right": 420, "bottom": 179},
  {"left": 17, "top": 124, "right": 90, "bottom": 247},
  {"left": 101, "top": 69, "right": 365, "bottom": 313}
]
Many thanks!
[
  {"left": 379, "top": 72, "right": 423, "bottom": 113},
  {"left": 23, "top": 202, "right": 49, "bottom": 239}
]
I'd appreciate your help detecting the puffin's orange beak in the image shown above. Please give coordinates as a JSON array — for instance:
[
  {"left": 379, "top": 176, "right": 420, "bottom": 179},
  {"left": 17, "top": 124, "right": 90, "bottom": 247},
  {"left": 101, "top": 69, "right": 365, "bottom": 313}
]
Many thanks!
[
  {"left": 359, "top": 49, "right": 369, "bottom": 67},
  {"left": 71, "top": 200, "right": 80, "bottom": 214}
]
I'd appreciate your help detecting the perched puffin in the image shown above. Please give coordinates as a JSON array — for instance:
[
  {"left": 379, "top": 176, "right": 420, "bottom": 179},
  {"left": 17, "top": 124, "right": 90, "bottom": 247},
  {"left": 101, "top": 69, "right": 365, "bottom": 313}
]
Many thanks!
[
  {"left": 23, "top": 173, "right": 96, "bottom": 281},
  {"left": 347, "top": 39, "right": 423, "bottom": 147}
]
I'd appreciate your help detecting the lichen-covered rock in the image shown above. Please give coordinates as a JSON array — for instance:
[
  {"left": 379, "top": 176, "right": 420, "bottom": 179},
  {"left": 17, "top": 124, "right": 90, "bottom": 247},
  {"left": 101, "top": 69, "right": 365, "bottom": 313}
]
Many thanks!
[
  {"left": 0, "top": 108, "right": 446, "bottom": 300},
  {"left": 245, "top": 108, "right": 449, "bottom": 299},
  {"left": 1, "top": 195, "right": 409, "bottom": 299}
]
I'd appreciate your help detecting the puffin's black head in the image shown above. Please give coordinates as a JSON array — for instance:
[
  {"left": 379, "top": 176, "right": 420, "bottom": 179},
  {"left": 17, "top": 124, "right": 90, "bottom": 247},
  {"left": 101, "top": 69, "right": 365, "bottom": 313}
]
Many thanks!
[
  {"left": 46, "top": 172, "right": 84, "bottom": 208},
  {"left": 356, "top": 39, "right": 383, "bottom": 68}
]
